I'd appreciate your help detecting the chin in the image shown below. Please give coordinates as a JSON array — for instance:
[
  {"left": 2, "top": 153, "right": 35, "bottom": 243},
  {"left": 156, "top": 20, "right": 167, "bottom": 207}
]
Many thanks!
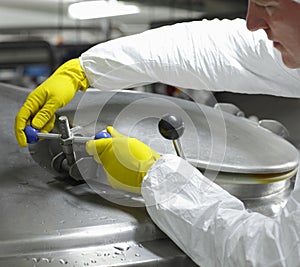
[{"left": 281, "top": 55, "right": 300, "bottom": 69}]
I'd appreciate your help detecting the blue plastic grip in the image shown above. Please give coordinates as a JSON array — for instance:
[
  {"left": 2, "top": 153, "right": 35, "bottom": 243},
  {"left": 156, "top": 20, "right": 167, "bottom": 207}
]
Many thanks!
[
  {"left": 94, "top": 131, "right": 111, "bottom": 140},
  {"left": 24, "top": 126, "right": 40, "bottom": 144}
]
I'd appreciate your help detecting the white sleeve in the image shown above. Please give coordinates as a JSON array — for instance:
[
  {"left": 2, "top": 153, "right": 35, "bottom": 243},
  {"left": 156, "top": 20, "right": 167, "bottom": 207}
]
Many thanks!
[
  {"left": 141, "top": 154, "right": 300, "bottom": 267},
  {"left": 80, "top": 18, "right": 300, "bottom": 97}
]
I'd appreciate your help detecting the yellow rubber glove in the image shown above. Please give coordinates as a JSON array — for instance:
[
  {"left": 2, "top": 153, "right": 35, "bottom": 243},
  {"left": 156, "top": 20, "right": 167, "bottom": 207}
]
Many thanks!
[
  {"left": 86, "top": 126, "right": 160, "bottom": 194},
  {"left": 15, "top": 58, "right": 89, "bottom": 147}
]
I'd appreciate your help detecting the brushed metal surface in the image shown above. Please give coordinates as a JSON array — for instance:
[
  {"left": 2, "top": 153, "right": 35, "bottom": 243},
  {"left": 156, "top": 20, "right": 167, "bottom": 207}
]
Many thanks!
[
  {"left": 0, "top": 83, "right": 196, "bottom": 267},
  {"left": 57, "top": 89, "right": 298, "bottom": 174},
  {"left": 1, "top": 83, "right": 298, "bottom": 266}
]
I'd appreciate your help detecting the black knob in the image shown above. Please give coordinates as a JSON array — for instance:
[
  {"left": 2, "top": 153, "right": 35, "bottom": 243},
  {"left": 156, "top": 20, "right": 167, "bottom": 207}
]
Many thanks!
[{"left": 158, "top": 114, "right": 185, "bottom": 140}]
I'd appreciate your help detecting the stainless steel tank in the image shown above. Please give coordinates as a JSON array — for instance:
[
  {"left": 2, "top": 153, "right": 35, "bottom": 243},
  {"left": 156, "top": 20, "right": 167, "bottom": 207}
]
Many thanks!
[
  {"left": 1, "top": 84, "right": 298, "bottom": 266},
  {"left": 29, "top": 89, "right": 298, "bottom": 216}
]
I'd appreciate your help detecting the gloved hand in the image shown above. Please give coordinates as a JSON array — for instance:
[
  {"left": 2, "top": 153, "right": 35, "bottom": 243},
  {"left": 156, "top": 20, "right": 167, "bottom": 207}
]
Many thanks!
[
  {"left": 15, "top": 58, "right": 89, "bottom": 147},
  {"left": 86, "top": 126, "right": 160, "bottom": 194}
]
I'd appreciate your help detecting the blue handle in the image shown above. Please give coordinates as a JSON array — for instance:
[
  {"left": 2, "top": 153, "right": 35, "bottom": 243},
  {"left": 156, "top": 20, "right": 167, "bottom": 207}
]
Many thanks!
[
  {"left": 94, "top": 131, "right": 111, "bottom": 140},
  {"left": 24, "top": 126, "right": 40, "bottom": 144}
]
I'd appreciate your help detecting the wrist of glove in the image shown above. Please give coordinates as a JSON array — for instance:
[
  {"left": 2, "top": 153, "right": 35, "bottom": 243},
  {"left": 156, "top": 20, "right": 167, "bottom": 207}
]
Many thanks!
[
  {"left": 15, "top": 58, "right": 89, "bottom": 147},
  {"left": 86, "top": 126, "right": 160, "bottom": 194}
]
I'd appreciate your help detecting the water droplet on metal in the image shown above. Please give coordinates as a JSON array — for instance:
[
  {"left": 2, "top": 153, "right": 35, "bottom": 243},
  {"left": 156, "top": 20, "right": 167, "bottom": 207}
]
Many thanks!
[
  {"left": 42, "top": 257, "right": 50, "bottom": 263},
  {"left": 103, "top": 252, "right": 110, "bottom": 256},
  {"left": 59, "top": 259, "right": 68, "bottom": 264},
  {"left": 114, "top": 244, "right": 130, "bottom": 251},
  {"left": 32, "top": 257, "right": 40, "bottom": 263},
  {"left": 84, "top": 263, "right": 89, "bottom": 266},
  {"left": 91, "top": 259, "right": 96, "bottom": 263},
  {"left": 96, "top": 252, "right": 101, "bottom": 256},
  {"left": 135, "top": 253, "right": 140, "bottom": 257}
]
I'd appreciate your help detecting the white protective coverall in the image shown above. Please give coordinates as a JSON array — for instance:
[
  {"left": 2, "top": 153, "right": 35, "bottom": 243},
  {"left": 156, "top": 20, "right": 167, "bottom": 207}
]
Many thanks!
[{"left": 80, "top": 19, "right": 300, "bottom": 266}]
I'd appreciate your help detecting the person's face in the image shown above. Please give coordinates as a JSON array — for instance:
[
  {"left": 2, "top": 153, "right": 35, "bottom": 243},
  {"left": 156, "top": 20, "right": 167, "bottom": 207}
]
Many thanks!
[{"left": 246, "top": 0, "right": 300, "bottom": 68}]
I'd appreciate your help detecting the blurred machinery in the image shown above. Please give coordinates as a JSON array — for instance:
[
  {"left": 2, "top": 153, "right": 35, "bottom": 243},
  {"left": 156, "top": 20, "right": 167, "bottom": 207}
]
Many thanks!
[{"left": 0, "top": 0, "right": 247, "bottom": 87}]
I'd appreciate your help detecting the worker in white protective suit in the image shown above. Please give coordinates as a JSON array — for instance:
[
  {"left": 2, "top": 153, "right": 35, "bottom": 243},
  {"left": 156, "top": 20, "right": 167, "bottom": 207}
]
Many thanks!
[{"left": 15, "top": 0, "right": 300, "bottom": 266}]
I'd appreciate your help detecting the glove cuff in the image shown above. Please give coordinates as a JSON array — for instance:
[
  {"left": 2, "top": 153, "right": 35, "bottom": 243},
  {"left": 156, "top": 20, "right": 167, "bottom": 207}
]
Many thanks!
[{"left": 56, "top": 58, "right": 89, "bottom": 92}]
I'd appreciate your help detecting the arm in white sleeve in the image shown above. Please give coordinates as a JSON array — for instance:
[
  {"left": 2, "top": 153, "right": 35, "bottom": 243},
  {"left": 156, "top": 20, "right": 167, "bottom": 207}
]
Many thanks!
[
  {"left": 141, "top": 154, "right": 300, "bottom": 267},
  {"left": 80, "top": 18, "right": 300, "bottom": 97}
]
